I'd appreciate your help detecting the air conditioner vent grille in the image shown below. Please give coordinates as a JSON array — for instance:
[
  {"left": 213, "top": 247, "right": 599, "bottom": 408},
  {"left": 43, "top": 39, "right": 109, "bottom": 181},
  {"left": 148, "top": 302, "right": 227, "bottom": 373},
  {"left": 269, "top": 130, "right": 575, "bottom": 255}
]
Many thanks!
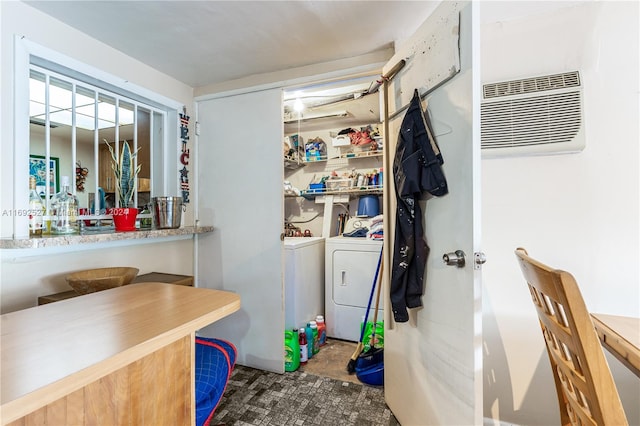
[
  {"left": 481, "top": 91, "right": 582, "bottom": 150},
  {"left": 483, "top": 71, "right": 580, "bottom": 99}
]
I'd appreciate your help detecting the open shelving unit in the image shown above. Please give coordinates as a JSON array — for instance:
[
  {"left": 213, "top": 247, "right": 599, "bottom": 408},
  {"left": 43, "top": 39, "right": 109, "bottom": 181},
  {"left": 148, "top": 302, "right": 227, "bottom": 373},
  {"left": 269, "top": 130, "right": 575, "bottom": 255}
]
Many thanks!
[
  {"left": 294, "top": 185, "right": 383, "bottom": 200},
  {"left": 283, "top": 148, "right": 382, "bottom": 170}
]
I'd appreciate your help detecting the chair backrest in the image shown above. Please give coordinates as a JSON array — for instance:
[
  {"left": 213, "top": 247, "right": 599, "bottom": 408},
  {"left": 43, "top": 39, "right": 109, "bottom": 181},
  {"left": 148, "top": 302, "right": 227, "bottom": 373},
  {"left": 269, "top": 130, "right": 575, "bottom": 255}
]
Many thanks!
[{"left": 514, "top": 248, "right": 628, "bottom": 426}]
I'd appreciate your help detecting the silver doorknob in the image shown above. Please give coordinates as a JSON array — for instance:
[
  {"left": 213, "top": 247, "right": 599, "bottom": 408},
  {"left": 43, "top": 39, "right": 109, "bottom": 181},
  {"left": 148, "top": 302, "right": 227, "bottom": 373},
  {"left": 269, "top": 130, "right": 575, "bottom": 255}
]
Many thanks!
[{"left": 443, "top": 250, "right": 466, "bottom": 267}]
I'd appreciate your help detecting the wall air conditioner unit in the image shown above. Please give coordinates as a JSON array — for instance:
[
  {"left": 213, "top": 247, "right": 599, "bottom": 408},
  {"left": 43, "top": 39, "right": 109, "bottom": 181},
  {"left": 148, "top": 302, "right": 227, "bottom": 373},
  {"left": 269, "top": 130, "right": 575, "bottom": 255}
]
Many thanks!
[{"left": 481, "top": 71, "right": 585, "bottom": 158}]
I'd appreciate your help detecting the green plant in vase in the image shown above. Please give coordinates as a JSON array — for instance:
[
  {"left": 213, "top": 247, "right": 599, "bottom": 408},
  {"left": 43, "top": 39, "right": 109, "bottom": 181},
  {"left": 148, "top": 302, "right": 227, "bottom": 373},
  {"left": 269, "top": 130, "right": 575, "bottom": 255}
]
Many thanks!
[{"left": 105, "top": 139, "right": 141, "bottom": 231}]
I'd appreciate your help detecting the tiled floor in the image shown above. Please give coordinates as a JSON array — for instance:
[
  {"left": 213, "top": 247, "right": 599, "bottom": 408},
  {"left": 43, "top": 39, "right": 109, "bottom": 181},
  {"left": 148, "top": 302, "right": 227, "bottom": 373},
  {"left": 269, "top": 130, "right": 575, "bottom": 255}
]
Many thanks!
[{"left": 211, "top": 338, "right": 397, "bottom": 425}]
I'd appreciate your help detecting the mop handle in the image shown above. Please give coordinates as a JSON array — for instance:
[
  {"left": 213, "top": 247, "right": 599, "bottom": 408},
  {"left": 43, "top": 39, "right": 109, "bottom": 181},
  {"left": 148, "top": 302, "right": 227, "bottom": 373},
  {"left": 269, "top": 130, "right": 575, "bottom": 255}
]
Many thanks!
[
  {"left": 370, "top": 260, "right": 384, "bottom": 343},
  {"left": 358, "top": 245, "right": 384, "bottom": 343}
]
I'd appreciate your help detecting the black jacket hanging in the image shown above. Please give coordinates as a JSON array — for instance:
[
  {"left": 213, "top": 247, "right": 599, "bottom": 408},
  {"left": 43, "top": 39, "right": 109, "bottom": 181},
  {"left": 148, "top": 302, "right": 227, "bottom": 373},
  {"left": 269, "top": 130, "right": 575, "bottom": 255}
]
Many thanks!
[{"left": 390, "top": 89, "right": 448, "bottom": 323}]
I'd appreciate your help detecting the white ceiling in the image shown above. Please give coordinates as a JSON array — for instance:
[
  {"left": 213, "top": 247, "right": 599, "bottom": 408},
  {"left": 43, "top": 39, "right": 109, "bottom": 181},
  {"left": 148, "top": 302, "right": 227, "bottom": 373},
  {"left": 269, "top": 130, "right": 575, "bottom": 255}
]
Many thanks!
[
  {"left": 25, "top": 0, "right": 442, "bottom": 89},
  {"left": 24, "top": 0, "right": 583, "bottom": 138},
  {"left": 24, "top": 1, "right": 584, "bottom": 90}
]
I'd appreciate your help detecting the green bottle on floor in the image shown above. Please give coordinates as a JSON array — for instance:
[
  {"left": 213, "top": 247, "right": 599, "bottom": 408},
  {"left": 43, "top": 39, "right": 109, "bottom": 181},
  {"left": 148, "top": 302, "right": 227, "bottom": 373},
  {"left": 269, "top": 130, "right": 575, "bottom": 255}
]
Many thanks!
[
  {"left": 310, "top": 320, "right": 319, "bottom": 354},
  {"left": 284, "top": 329, "right": 300, "bottom": 372}
]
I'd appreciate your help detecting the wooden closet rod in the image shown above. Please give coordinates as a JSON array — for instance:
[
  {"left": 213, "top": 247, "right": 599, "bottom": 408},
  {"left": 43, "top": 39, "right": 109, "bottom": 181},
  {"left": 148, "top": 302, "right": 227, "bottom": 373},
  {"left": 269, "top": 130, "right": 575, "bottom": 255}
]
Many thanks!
[{"left": 366, "top": 59, "right": 407, "bottom": 94}]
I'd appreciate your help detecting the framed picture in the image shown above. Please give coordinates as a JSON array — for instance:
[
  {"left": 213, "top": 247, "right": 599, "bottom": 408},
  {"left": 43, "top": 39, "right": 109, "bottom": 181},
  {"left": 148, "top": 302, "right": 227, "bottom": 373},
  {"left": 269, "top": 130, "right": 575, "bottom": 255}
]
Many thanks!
[{"left": 29, "top": 155, "right": 59, "bottom": 197}]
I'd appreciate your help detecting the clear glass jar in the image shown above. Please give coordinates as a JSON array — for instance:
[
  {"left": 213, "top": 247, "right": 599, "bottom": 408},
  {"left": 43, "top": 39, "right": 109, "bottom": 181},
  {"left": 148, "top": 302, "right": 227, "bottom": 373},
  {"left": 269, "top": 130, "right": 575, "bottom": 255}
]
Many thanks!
[{"left": 51, "top": 176, "right": 79, "bottom": 235}]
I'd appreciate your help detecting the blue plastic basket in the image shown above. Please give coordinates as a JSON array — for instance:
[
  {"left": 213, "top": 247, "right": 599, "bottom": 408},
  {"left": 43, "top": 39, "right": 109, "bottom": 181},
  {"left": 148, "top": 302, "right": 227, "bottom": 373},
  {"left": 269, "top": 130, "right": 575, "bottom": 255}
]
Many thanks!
[{"left": 355, "top": 362, "right": 384, "bottom": 387}]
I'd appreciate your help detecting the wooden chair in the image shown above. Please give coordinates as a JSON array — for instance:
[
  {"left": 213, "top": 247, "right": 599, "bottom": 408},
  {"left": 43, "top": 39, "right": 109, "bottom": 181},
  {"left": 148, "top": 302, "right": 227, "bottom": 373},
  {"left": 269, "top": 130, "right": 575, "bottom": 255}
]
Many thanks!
[{"left": 514, "top": 248, "right": 628, "bottom": 426}]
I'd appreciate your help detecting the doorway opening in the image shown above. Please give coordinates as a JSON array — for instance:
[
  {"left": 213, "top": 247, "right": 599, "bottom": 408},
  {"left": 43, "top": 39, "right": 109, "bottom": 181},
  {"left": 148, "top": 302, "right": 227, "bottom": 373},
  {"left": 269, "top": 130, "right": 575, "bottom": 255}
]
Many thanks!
[{"left": 281, "top": 73, "right": 386, "bottom": 385}]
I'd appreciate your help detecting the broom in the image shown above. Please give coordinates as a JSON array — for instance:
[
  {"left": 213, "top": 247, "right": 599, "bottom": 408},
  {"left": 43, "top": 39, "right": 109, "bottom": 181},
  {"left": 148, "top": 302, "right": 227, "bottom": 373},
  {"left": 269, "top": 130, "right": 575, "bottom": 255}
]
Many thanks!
[{"left": 347, "top": 245, "right": 383, "bottom": 373}]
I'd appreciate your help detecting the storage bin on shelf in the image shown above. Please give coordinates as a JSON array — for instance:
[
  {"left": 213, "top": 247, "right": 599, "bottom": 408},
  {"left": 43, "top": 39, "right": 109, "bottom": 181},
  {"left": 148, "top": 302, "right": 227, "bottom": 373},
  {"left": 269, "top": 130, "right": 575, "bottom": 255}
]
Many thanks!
[
  {"left": 331, "top": 135, "right": 351, "bottom": 147},
  {"left": 304, "top": 138, "right": 327, "bottom": 162},
  {"left": 325, "top": 178, "right": 354, "bottom": 191},
  {"left": 307, "top": 182, "right": 326, "bottom": 193}
]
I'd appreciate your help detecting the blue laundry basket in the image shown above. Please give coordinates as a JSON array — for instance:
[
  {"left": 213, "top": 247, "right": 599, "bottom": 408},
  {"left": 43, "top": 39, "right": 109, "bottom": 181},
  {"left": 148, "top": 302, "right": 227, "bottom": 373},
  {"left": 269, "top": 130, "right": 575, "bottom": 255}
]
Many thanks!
[{"left": 195, "top": 337, "right": 237, "bottom": 426}]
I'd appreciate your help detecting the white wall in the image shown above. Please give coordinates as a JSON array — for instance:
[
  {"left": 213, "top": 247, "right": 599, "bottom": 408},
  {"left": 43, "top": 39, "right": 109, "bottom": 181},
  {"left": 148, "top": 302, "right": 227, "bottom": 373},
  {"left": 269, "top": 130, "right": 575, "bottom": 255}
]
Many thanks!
[
  {"left": 1, "top": 239, "right": 195, "bottom": 312},
  {"left": 0, "top": 2, "right": 196, "bottom": 313},
  {"left": 196, "top": 89, "right": 285, "bottom": 373},
  {"left": 481, "top": 2, "right": 639, "bottom": 425}
]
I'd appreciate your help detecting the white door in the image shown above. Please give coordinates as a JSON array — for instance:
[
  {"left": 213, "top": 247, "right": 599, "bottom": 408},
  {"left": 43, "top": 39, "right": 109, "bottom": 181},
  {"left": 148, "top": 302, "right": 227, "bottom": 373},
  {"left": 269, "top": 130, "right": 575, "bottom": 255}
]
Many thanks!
[
  {"left": 382, "top": 2, "right": 482, "bottom": 425},
  {"left": 195, "top": 88, "right": 285, "bottom": 373}
]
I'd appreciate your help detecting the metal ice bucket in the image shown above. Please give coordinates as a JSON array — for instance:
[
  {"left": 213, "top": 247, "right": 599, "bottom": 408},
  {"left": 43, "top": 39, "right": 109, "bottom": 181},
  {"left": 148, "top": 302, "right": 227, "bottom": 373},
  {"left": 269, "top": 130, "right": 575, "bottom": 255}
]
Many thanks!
[{"left": 152, "top": 196, "right": 183, "bottom": 229}]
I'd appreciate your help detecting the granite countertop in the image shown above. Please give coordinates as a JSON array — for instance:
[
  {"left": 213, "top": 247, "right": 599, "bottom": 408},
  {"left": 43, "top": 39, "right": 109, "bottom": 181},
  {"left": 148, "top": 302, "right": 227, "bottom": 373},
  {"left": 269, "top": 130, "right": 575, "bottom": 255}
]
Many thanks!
[{"left": 0, "top": 226, "right": 214, "bottom": 249}]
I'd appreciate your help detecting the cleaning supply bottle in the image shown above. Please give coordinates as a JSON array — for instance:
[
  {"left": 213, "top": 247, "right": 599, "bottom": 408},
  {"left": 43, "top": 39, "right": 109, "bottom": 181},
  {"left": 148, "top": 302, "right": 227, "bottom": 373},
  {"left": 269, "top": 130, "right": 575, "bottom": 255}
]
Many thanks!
[
  {"left": 310, "top": 321, "right": 319, "bottom": 354},
  {"left": 28, "top": 176, "right": 45, "bottom": 237},
  {"left": 284, "top": 329, "right": 300, "bottom": 372},
  {"left": 305, "top": 323, "right": 314, "bottom": 359},
  {"left": 299, "top": 327, "right": 308, "bottom": 365},
  {"left": 363, "top": 321, "right": 384, "bottom": 352},
  {"left": 315, "top": 315, "right": 327, "bottom": 346}
]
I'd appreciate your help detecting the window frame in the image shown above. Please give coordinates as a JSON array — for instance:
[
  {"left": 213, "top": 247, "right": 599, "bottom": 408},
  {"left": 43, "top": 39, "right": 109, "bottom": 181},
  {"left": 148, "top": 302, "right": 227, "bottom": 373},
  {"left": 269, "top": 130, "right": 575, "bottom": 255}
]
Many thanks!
[
  {"left": 13, "top": 36, "right": 182, "bottom": 238},
  {"left": 29, "top": 65, "right": 165, "bottom": 212}
]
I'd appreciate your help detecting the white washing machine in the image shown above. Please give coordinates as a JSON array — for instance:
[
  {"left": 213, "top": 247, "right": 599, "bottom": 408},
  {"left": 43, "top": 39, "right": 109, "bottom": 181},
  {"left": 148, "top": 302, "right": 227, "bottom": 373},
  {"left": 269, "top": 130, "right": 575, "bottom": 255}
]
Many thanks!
[
  {"left": 325, "top": 236, "right": 383, "bottom": 341},
  {"left": 284, "top": 237, "right": 325, "bottom": 330}
]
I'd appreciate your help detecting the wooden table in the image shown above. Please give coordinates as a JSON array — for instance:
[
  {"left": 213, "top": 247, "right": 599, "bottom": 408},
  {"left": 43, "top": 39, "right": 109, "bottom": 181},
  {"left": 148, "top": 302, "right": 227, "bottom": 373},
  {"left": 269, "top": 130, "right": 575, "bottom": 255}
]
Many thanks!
[
  {"left": 591, "top": 313, "right": 640, "bottom": 378},
  {"left": 1, "top": 283, "right": 240, "bottom": 425}
]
